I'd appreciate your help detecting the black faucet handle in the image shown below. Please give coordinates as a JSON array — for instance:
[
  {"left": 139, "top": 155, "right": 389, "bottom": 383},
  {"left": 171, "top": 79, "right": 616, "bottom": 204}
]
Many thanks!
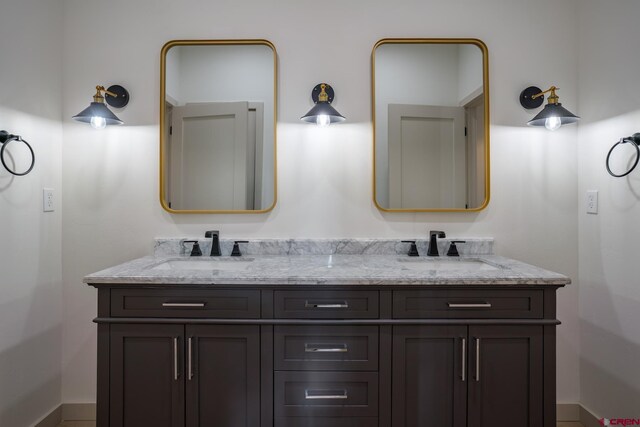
[
  {"left": 429, "top": 230, "right": 446, "bottom": 238},
  {"left": 231, "top": 241, "right": 249, "bottom": 257},
  {"left": 401, "top": 240, "right": 419, "bottom": 257},
  {"left": 181, "top": 240, "right": 202, "bottom": 257},
  {"left": 446, "top": 240, "right": 466, "bottom": 257}
]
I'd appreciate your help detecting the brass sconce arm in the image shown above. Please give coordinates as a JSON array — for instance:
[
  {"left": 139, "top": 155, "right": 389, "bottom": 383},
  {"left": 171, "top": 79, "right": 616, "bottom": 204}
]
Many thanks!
[{"left": 531, "top": 86, "right": 559, "bottom": 104}]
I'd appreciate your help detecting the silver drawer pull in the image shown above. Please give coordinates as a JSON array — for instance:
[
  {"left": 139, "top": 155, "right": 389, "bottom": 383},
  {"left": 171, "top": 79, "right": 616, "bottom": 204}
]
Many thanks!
[
  {"left": 475, "top": 338, "right": 481, "bottom": 382},
  {"left": 162, "top": 303, "right": 206, "bottom": 308},
  {"left": 173, "top": 337, "right": 179, "bottom": 381},
  {"left": 305, "top": 301, "right": 349, "bottom": 309},
  {"left": 304, "top": 343, "right": 348, "bottom": 353},
  {"left": 447, "top": 303, "right": 492, "bottom": 308},
  {"left": 305, "top": 389, "right": 348, "bottom": 400}
]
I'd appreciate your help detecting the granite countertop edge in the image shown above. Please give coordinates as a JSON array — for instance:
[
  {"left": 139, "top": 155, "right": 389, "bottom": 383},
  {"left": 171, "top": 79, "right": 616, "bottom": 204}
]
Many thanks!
[{"left": 83, "top": 255, "right": 571, "bottom": 287}]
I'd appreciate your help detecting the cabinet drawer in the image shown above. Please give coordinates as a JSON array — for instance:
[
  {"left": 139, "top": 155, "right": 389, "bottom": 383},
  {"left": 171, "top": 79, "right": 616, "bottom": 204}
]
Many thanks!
[
  {"left": 110, "top": 289, "right": 261, "bottom": 318},
  {"left": 274, "top": 291, "right": 378, "bottom": 319},
  {"left": 274, "top": 326, "right": 378, "bottom": 371},
  {"left": 393, "top": 289, "right": 543, "bottom": 319},
  {"left": 274, "top": 371, "right": 378, "bottom": 418}
]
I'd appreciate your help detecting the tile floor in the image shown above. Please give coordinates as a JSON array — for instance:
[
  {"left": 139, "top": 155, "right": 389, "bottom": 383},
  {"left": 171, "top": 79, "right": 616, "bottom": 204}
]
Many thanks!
[
  {"left": 57, "top": 422, "right": 95, "bottom": 427},
  {"left": 57, "top": 423, "right": 586, "bottom": 427}
]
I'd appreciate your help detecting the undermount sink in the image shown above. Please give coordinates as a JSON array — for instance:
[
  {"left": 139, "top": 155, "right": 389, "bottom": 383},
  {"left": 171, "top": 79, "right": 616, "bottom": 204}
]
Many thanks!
[
  {"left": 151, "top": 258, "right": 254, "bottom": 272},
  {"left": 395, "top": 258, "right": 499, "bottom": 272}
]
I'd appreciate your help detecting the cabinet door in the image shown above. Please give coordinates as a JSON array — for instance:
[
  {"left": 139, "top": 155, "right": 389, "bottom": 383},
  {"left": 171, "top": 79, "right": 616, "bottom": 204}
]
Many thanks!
[
  {"left": 468, "top": 325, "right": 543, "bottom": 427},
  {"left": 110, "top": 324, "right": 185, "bottom": 427},
  {"left": 186, "top": 325, "right": 260, "bottom": 427},
  {"left": 392, "top": 325, "right": 467, "bottom": 427}
]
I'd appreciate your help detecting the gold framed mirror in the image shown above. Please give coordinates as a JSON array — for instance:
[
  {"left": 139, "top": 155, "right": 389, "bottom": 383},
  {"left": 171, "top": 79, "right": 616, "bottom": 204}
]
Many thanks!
[
  {"left": 372, "top": 38, "right": 490, "bottom": 212},
  {"left": 160, "top": 40, "right": 277, "bottom": 214}
]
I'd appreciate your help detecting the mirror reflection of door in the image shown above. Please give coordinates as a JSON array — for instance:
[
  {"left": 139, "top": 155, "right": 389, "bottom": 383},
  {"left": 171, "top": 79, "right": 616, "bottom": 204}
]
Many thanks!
[
  {"left": 464, "top": 94, "right": 485, "bottom": 209},
  {"left": 167, "top": 101, "right": 264, "bottom": 210},
  {"left": 388, "top": 104, "right": 466, "bottom": 209}
]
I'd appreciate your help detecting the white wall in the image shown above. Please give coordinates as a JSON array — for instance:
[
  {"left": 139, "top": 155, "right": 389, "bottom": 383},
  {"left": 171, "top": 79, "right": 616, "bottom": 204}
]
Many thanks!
[
  {"left": 61, "top": 0, "right": 581, "bottom": 404},
  {"left": 0, "top": 0, "right": 63, "bottom": 425},
  {"left": 578, "top": 0, "right": 640, "bottom": 417}
]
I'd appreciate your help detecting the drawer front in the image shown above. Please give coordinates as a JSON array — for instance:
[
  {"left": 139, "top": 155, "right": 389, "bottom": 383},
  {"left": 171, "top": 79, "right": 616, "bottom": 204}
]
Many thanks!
[
  {"left": 275, "top": 371, "right": 378, "bottom": 418},
  {"left": 111, "top": 289, "right": 261, "bottom": 318},
  {"left": 274, "top": 291, "right": 378, "bottom": 319},
  {"left": 274, "top": 326, "right": 378, "bottom": 371},
  {"left": 393, "top": 289, "right": 543, "bottom": 319},
  {"left": 275, "top": 417, "right": 378, "bottom": 427}
]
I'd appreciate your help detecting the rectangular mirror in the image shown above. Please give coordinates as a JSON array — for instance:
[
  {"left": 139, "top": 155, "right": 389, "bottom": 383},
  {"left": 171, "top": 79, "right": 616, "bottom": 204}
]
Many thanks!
[
  {"left": 160, "top": 40, "right": 277, "bottom": 213},
  {"left": 373, "top": 39, "right": 490, "bottom": 212}
]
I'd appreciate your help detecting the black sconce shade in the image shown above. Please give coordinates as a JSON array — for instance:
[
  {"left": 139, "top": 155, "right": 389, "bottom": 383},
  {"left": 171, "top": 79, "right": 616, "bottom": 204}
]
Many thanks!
[
  {"left": 73, "top": 85, "right": 129, "bottom": 129},
  {"left": 301, "top": 83, "right": 345, "bottom": 126},
  {"left": 519, "top": 85, "right": 579, "bottom": 131}
]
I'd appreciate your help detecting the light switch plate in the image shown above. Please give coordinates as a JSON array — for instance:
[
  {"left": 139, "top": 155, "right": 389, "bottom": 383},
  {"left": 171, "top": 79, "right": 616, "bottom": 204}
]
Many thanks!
[
  {"left": 43, "top": 188, "right": 54, "bottom": 212},
  {"left": 586, "top": 190, "right": 598, "bottom": 214}
]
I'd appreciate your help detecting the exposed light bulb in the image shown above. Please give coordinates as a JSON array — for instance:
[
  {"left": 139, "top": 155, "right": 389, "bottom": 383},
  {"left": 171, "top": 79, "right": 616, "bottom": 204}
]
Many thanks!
[
  {"left": 545, "top": 116, "right": 561, "bottom": 131},
  {"left": 90, "top": 116, "right": 107, "bottom": 129},
  {"left": 316, "top": 114, "right": 330, "bottom": 127}
]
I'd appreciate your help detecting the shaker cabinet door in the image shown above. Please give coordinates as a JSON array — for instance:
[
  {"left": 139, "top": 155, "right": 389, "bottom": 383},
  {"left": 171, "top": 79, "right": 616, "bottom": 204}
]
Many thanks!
[
  {"left": 185, "top": 325, "right": 261, "bottom": 427},
  {"left": 467, "top": 325, "right": 543, "bottom": 427},
  {"left": 109, "top": 324, "right": 185, "bottom": 427},
  {"left": 392, "top": 325, "right": 467, "bottom": 427}
]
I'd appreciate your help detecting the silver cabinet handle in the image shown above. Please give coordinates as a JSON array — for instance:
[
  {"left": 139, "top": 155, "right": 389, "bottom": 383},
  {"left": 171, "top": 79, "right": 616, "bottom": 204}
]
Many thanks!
[
  {"left": 304, "top": 343, "right": 348, "bottom": 353},
  {"left": 188, "top": 337, "right": 193, "bottom": 380},
  {"left": 305, "top": 389, "right": 348, "bottom": 400},
  {"left": 173, "top": 337, "right": 179, "bottom": 381},
  {"left": 475, "top": 338, "right": 481, "bottom": 382},
  {"left": 461, "top": 338, "right": 466, "bottom": 382},
  {"left": 447, "top": 303, "right": 492, "bottom": 308},
  {"left": 305, "top": 301, "right": 349, "bottom": 309},
  {"left": 162, "top": 302, "right": 206, "bottom": 308}
]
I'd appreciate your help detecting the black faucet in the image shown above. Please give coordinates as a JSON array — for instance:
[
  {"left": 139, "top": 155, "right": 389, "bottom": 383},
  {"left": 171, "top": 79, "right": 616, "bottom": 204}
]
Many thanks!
[
  {"left": 205, "top": 230, "right": 221, "bottom": 256},
  {"left": 446, "top": 240, "right": 466, "bottom": 257},
  {"left": 181, "top": 240, "right": 202, "bottom": 257},
  {"left": 231, "top": 241, "right": 249, "bottom": 257},
  {"left": 427, "top": 230, "right": 446, "bottom": 256},
  {"left": 401, "top": 240, "right": 420, "bottom": 257}
]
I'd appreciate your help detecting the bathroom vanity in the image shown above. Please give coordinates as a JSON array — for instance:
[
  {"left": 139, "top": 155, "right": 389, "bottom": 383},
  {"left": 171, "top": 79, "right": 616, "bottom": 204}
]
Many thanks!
[{"left": 86, "top": 243, "right": 569, "bottom": 427}]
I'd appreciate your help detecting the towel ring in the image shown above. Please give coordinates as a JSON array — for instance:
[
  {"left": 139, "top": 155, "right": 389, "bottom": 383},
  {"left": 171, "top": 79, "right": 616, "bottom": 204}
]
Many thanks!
[
  {"left": 0, "top": 130, "right": 35, "bottom": 176},
  {"left": 606, "top": 133, "right": 640, "bottom": 178}
]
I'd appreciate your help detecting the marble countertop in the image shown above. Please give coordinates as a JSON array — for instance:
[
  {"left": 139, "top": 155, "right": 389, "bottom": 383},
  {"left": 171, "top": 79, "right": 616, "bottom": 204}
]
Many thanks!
[{"left": 84, "top": 254, "right": 571, "bottom": 286}]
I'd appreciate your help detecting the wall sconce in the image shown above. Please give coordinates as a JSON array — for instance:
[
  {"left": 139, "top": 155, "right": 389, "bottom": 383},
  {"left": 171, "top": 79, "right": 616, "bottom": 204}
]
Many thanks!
[
  {"left": 72, "top": 85, "right": 130, "bottom": 129},
  {"left": 519, "top": 85, "right": 579, "bottom": 131},
  {"left": 301, "top": 83, "right": 345, "bottom": 126}
]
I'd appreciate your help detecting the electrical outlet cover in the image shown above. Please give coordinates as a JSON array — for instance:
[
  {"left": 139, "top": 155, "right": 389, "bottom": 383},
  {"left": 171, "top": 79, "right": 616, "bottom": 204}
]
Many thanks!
[{"left": 43, "top": 188, "right": 54, "bottom": 212}]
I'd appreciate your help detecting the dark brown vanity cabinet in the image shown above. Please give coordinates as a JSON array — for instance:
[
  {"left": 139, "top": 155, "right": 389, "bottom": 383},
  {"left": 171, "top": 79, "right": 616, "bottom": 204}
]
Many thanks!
[
  {"left": 93, "top": 286, "right": 560, "bottom": 427},
  {"left": 392, "top": 325, "right": 543, "bottom": 427},
  {"left": 108, "top": 322, "right": 260, "bottom": 427}
]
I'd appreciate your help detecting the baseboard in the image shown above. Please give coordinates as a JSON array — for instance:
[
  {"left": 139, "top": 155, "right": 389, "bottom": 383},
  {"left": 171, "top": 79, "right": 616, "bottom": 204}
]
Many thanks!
[
  {"left": 580, "top": 405, "right": 603, "bottom": 427},
  {"left": 35, "top": 403, "right": 96, "bottom": 426},
  {"left": 62, "top": 403, "right": 96, "bottom": 421},
  {"left": 557, "top": 403, "right": 581, "bottom": 421},
  {"left": 34, "top": 405, "right": 62, "bottom": 427},
  {"left": 36, "top": 402, "right": 598, "bottom": 425}
]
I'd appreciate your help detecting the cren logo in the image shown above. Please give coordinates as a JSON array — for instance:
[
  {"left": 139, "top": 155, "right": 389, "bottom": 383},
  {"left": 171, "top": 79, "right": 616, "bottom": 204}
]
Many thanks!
[{"left": 600, "top": 418, "right": 640, "bottom": 426}]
